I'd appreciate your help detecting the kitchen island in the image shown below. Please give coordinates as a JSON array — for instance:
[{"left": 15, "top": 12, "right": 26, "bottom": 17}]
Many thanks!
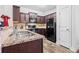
[{"left": 2, "top": 30, "right": 45, "bottom": 53}]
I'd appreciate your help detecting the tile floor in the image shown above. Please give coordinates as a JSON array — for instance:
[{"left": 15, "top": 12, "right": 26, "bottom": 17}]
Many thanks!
[{"left": 43, "top": 39, "right": 73, "bottom": 53}]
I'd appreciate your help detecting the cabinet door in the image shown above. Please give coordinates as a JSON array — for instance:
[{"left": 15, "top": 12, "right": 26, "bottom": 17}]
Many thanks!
[
  {"left": 2, "top": 44, "right": 20, "bottom": 53},
  {"left": 13, "top": 6, "right": 20, "bottom": 21},
  {"left": 37, "top": 16, "right": 45, "bottom": 23},
  {"left": 40, "top": 16, "right": 45, "bottom": 23},
  {"left": 20, "top": 13, "right": 26, "bottom": 23},
  {"left": 2, "top": 39, "right": 43, "bottom": 53},
  {"left": 45, "top": 16, "right": 48, "bottom": 23},
  {"left": 20, "top": 39, "right": 43, "bottom": 53},
  {"left": 36, "top": 29, "right": 46, "bottom": 35},
  {"left": 37, "top": 16, "right": 41, "bottom": 23},
  {"left": 50, "top": 14, "right": 53, "bottom": 18},
  {"left": 53, "top": 12, "right": 56, "bottom": 17},
  {"left": 25, "top": 14, "right": 29, "bottom": 23},
  {"left": 47, "top": 15, "right": 51, "bottom": 19}
]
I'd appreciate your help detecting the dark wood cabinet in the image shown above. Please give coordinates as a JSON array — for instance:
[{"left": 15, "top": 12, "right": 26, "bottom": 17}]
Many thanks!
[
  {"left": 20, "top": 12, "right": 29, "bottom": 23},
  {"left": 37, "top": 16, "right": 45, "bottom": 23},
  {"left": 50, "top": 12, "right": 56, "bottom": 19},
  {"left": 19, "top": 39, "right": 43, "bottom": 53},
  {"left": 25, "top": 14, "right": 29, "bottom": 23},
  {"left": 2, "top": 39, "right": 43, "bottom": 53},
  {"left": 45, "top": 12, "right": 56, "bottom": 23},
  {"left": 20, "top": 13, "right": 26, "bottom": 23},
  {"left": 36, "top": 29, "right": 46, "bottom": 36},
  {"left": 40, "top": 16, "right": 45, "bottom": 23},
  {"left": 37, "top": 16, "right": 41, "bottom": 23},
  {"left": 45, "top": 15, "right": 49, "bottom": 23},
  {"left": 13, "top": 6, "right": 20, "bottom": 21},
  {"left": 20, "top": 13, "right": 29, "bottom": 23}
]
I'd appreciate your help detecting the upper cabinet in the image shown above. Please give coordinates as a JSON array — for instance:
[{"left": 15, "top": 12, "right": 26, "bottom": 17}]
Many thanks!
[
  {"left": 20, "top": 13, "right": 26, "bottom": 23},
  {"left": 45, "top": 12, "right": 56, "bottom": 23},
  {"left": 37, "top": 13, "right": 56, "bottom": 24},
  {"left": 13, "top": 5, "right": 56, "bottom": 24},
  {"left": 13, "top": 6, "right": 20, "bottom": 21},
  {"left": 25, "top": 13, "right": 29, "bottom": 23},
  {"left": 29, "top": 12, "right": 37, "bottom": 23},
  {"left": 37, "top": 16, "right": 45, "bottom": 23},
  {"left": 44, "top": 15, "right": 49, "bottom": 23},
  {"left": 20, "top": 13, "right": 29, "bottom": 23}
]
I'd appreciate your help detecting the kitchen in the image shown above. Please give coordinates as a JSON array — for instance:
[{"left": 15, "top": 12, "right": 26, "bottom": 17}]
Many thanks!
[
  {"left": 0, "top": 5, "right": 56, "bottom": 53},
  {"left": 0, "top": 5, "right": 79, "bottom": 53}
]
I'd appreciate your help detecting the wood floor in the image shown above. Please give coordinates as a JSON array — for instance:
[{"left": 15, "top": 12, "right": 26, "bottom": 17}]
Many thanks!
[{"left": 43, "top": 39, "right": 73, "bottom": 53}]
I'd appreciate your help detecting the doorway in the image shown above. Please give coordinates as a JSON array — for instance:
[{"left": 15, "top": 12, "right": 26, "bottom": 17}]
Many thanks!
[{"left": 57, "top": 6, "right": 72, "bottom": 48}]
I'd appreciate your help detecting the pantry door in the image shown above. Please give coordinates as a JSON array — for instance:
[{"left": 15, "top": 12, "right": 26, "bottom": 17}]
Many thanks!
[{"left": 59, "top": 6, "right": 72, "bottom": 48}]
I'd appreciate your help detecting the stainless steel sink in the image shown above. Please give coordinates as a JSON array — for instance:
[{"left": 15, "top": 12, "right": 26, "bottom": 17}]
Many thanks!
[
  {"left": 9, "top": 31, "right": 35, "bottom": 40},
  {"left": 15, "top": 31, "right": 35, "bottom": 39},
  {"left": 16, "top": 31, "right": 35, "bottom": 36}
]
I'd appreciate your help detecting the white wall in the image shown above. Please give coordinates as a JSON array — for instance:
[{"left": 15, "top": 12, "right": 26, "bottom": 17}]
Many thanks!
[
  {"left": 0, "top": 6, "right": 4, "bottom": 53},
  {"left": 3, "top": 5, "right": 13, "bottom": 27},
  {"left": 0, "top": 5, "right": 13, "bottom": 53},
  {"left": 71, "top": 6, "right": 79, "bottom": 52},
  {"left": 0, "top": 5, "right": 13, "bottom": 27},
  {"left": 56, "top": 6, "right": 60, "bottom": 44}
]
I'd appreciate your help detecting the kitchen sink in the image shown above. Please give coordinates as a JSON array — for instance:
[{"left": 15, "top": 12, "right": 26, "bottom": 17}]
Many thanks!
[
  {"left": 16, "top": 31, "right": 35, "bottom": 36},
  {"left": 14, "top": 31, "right": 35, "bottom": 39},
  {"left": 9, "top": 31, "right": 35, "bottom": 40}
]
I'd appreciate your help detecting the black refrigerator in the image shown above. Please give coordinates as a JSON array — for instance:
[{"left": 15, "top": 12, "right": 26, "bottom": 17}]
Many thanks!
[{"left": 46, "top": 18, "right": 56, "bottom": 43}]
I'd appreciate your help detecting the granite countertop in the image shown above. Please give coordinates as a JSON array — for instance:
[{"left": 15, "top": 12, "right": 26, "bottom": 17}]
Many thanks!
[
  {"left": 26, "top": 24, "right": 46, "bottom": 29},
  {"left": 2, "top": 30, "right": 46, "bottom": 47},
  {"left": 36, "top": 24, "right": 46, "bottom": 29}
]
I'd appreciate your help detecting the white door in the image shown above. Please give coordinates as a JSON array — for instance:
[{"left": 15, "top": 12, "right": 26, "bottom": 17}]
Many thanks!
[{"left": 59, "top": 6, "right": 72, "bottom": 48}]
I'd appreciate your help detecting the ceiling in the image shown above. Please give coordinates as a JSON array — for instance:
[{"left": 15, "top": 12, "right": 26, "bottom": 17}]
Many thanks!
[{"left": 19, "top": 5, "right": 56, "bottom": 12}]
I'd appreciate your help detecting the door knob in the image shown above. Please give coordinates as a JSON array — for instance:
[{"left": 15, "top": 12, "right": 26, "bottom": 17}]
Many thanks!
[{"left": 66, "top": 28, "right": 69, "bottom": 31}]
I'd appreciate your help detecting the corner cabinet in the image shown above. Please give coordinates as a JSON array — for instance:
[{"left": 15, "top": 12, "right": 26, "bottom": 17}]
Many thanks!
[
  {"left": 2, "top": 39, "right": 43, "bottom": 53},
  {"left": 37, "top": 16, "right": 45, "bottom": 23},
  {"left": 44, "top": 12, "right": 56, "bottom": 23}
]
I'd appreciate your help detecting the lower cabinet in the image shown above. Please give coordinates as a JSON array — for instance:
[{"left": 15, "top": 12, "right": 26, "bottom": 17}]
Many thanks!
[
  {"left": 36, "top": 29, "right": 46, "bottom": 36},
  {"left": 2, "top": 39, "right": 43, "bottom": 53}
]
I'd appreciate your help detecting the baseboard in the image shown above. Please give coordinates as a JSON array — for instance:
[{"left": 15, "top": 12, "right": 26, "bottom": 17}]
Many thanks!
[{"left": 70, "top": 47, "right": 77, "bottom": 52}]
